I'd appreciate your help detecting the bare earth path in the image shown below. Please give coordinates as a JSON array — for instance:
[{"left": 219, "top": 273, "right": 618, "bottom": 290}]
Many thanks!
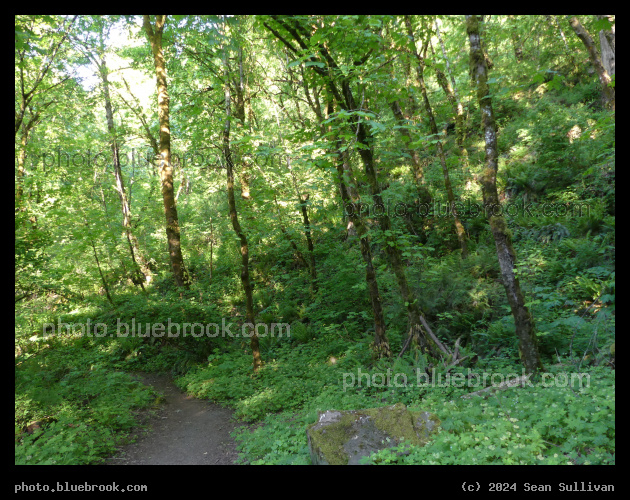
[{"left": 107, "top": 373, "right": 242, "bottom": 465}]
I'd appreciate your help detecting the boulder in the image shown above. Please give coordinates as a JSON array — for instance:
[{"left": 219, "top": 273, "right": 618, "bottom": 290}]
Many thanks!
[{"left": 307, "top": 403, "right": 439, "bottom": 465}]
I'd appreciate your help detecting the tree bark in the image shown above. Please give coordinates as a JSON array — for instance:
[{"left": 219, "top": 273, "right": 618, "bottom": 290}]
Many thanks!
[
  {"left": 222, "top": 42, "right": 262, "bottom": 373},
  {"left": 143, "top": 15, "right": 189, "bottom": 288},
  {"left": 568, "top": 16, "right": 615, "bottom": 110},
  {"left": 596, "top": 15, "right": 615, "bottom": 77},
  {"left": 466, "top": 15, "right": 543, "bottom": 375}
]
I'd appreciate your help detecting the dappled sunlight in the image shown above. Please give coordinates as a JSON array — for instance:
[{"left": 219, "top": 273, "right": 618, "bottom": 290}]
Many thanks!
[{"left": 16, "top": 14, "right": 614, "bottom": 474}]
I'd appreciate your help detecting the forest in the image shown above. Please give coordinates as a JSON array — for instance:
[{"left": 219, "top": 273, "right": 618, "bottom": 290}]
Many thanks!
[{"left": 15, "top": 15, "right": 614, "bottom": 468}]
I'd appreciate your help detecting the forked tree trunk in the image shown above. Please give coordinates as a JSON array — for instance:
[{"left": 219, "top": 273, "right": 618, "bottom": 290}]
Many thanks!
[{"left": 466, "top": 15, "right": 543, "bottom": 375}]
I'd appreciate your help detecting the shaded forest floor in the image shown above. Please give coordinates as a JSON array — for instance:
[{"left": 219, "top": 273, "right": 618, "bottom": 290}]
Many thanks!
[{"left": 106, "top": 373, "right": 241, "bottom": 465}]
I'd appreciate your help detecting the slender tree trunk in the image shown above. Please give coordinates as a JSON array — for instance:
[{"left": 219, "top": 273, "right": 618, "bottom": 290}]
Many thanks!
[
  {"left": 405, "top": 16, "right": 469, "bottom": 259},
  {"left": 98, "top": 54, "right": 152, "bottom": 288},
  {"left": 16, "top": 123, "right": 32, "bottom": 205},
  {"left": 233, "top": 46, "right": 253, "bottom": 200},
  {"left": 16, "top": 105, "right": 47, "bottom": 211},
  {"left": 222, "top": 44, "right": 262, "bottom": 373},
  {"left": 263, "top": 18, "right": 396, "bottom": 358},
  {"left": 546, "top": 15, "right": 577, "bottom": 72},
  {"left": 209, "top": 219, "right": 214, "bottom": 281},
  {"left": 435, "top": 21, "right": 466, "bottom": 149},
  {"left": 337, "top": 146, "right": 391, "bottom": 359},
  {"left": 90, "top": 240, "right": 114, "bottom": 306},
  {"left": 286, "top": 156, "right": 318, "bottom": 291},
  {"left": 274, "top": 193, "right": 310, "bottom": 269},
  {"left": 466, "top": 15, "right": 543, "bottom": 375},
  {"left": 325, "top": 100, "right": 356, "bottom": 239},
  {"left": 344, "top": 83, "right": 430, "bottom": 354},
  {"left": 299, "top": 192, "right": 317, "bottom": 291},
  {"left": 390, "top": 100, "right": 423, "bottom": 185},
  {"left": 568, "top": 16, "right": 615, "bottom": 110},
  {"left": 389, "top": 98, "right": 433, "bottom": 213},
  {"left": 435, "top": 19, "right": 471, "bottom": 175},
  {"left": 326, "top": 29, "right": 438, "bottom": 356},
  {"left": 15, "top": 16, "right": 77, "bottom": 138},
  {"left": 143, "top": 16, "right": 189, "bottom": 288},
  {"left": 326, "top": 97, "right": 390, "bottom": 358}
]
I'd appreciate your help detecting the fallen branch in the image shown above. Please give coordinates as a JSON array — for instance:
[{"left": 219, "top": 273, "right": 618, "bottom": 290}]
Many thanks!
[
  {"left": 461, "top": 374, "right": 531, "bottom": 399},
  {"left": 419, "top": 316, "right": 451, "bottom": 356},
  {"left": 397, "top": 329, "right": 414, "bottom": 358}
]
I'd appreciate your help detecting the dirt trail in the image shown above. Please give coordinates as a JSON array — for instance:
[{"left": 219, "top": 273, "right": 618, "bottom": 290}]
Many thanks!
[{"left": 107, "top": 373, "right": 242, "bottom": 465}]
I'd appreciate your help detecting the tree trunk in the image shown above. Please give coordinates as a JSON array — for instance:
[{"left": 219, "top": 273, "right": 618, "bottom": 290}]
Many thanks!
[
  {"left": 596, "top": 15, "right": 615, "bottom": 77},
  {"left": 435, "top": 19, "right": 467, "bottom": 149},
  {"left": 326, "top": 100, "right": 356, "bottom": 239},
  {"left": 143, "top": 15, "right": 189, "bottom": 288},
  {"left": 405, "top": 16, "right": 469, "bottom": 259},
  {"left": 222, "top": 43, "right": 262, "bottom": 373},
  {"left": 90, "top": 240, "right": 114, "bottom": 306},
  {"left": 299, "top": 192, "right": 317, "bottom": 291},
  {"left": 286, "top": 156, "right": 318, "bottom": 291},
  {"left": 337, "top": 147, "right": 391, "bottom": 359},
  {"left": 547, "top": 15, "right": 578, "bottom": 72},
  {"left": 16, "top": 121, "right": 33, "bottom": 206},
  {"left": 389, "top": 98, "right": 434, "bottom": 215},
  {"left": 264, "top": 18, "right": 396, "bottom": 358},
  {"left": 568, "top": 16, "right": 615, "bottom": 110},
  {"left": 327, "top": 100, "right": 390, "bottom": 358},
  {"left": 98, "top": 53, "right": 152, "bottom": 288},
  {"left": 466, "top": 15, "right": 543, "bottom": 375},
  {"left": 234, "top": 46, "right": 252, "bottom": 200}
]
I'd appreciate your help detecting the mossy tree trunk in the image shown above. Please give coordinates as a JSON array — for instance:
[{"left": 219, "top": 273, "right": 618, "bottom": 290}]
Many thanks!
[
  {"left": 466, "top": 15, "right": 543, "bottom": 375},
  {"left": 143, "top": 15, "right": 189, "bottom": 289}
]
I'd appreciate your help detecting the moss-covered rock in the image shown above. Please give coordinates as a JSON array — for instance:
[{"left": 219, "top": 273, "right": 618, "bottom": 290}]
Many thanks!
[{"left": 306, "top": 403, "right": 440, "bottom": 465}]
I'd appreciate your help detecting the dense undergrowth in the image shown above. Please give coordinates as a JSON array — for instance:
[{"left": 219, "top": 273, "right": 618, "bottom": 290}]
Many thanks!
[{"left": 16, "top": 38, "right": 614, "bottom": 465}]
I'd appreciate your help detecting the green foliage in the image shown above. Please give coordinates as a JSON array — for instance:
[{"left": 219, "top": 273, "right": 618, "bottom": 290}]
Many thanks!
[
  {"left": 15, "top": 337, "right": 155, "bottom": 464},
  {"left": 361, "top": 367, "right": 614, "bottom": 465},
  {"left": 15, "top": 14, "right": 614, "bottom": 467}
]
